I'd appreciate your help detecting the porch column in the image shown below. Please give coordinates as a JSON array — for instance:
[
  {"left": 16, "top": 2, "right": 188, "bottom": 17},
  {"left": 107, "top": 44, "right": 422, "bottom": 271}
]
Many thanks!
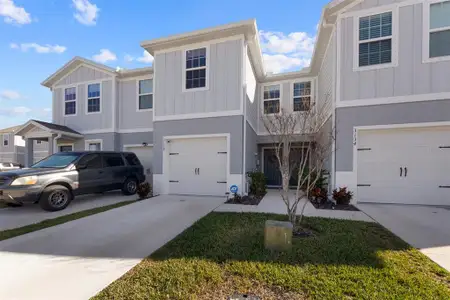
[
  {"left": 24, "top": 138, "right": 34, "bottom": 167},
  {"left": 48, "top": 135, "right": 55, "bottom": 155}
]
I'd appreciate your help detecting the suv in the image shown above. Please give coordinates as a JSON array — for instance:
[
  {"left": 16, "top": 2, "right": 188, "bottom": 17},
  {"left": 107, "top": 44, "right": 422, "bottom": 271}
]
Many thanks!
[
  {"left": 0, "top": 162, "right": 22, "bottom": 172},
  {"left": 0, "top": 151, "right": 145, "bottom": 211}
]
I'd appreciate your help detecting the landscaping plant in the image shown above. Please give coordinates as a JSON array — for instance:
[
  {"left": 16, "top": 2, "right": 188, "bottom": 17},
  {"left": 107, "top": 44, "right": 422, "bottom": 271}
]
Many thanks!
[
  {"left": 137, "top": 182, "right": 152, "bottom": 200},
  {"left": 247, "top": 171, "right": 267, "bottom": 197},
  {"left": 332, "top": 187, "right": 353, "bottom": 205}
]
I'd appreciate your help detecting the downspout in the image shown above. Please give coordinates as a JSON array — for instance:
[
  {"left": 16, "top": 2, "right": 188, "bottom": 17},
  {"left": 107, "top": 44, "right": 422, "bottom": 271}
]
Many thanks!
[
  {"left": 54, "top": 133, "right": 62, "bottom": 153},
  {"left": 242, "top": 40, "right": 248, "bottom": 195}
]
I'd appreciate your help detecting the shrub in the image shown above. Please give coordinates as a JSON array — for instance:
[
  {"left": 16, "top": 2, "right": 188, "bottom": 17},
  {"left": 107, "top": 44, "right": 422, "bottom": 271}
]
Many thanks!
[
  {"left": 247, "top": 171, "right": 267, "bottom": 196},
  {"left": 137, "top": 182, "right": 152, "bottom": 200},
  {"left": 332, "top": 187, "right": 353, "bottom": 205}
]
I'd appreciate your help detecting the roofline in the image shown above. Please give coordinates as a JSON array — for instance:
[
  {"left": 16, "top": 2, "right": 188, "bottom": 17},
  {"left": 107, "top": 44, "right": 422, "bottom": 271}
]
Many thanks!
[{"left": 15, "top": 120, "right": 83, "bottom": 138}]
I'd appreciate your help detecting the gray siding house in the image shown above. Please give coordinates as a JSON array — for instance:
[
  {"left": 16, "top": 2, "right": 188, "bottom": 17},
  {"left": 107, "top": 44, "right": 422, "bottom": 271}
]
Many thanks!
[
  {"left": 18, "top": 0, "right": 450, "bottom": 206},
  {"left": 0, "top": 125, "right": 25, "bottom": 165}
]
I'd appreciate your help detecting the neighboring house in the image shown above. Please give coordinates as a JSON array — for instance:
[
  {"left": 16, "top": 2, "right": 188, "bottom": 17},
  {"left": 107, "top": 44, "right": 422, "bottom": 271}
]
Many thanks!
[
  {"left": 17, "top": 0, "right": 450, "bottom": 206},
  {"left": 0, "top": 125, "right": 25, "bottom": 165}
]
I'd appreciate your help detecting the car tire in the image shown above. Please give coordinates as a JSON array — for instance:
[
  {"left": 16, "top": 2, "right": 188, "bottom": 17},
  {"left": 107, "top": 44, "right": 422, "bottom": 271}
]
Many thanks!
[
  {"left": 122, "top": 178, "right": 138, "bottom": 196},
  {"left": 39, "top": 185, "right": 72, "bottom": 212}
]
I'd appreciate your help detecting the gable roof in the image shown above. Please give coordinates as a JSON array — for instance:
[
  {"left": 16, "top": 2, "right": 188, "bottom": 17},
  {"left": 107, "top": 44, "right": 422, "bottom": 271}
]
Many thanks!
[
  {"left": 15, "top": 120, "right": 83, "bottom": 137},
  {"left": 0, "top": 125, "right": 23, "bottom": 134}
]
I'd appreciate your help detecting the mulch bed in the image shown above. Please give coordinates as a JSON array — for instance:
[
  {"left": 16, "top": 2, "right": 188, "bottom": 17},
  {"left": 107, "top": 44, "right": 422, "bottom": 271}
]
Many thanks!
[
  {"left": 311, "top": 200, "right": 359, "bottom": 211},
  {"left": 225, "top": 194, "right": 264, "bottom": 205}
]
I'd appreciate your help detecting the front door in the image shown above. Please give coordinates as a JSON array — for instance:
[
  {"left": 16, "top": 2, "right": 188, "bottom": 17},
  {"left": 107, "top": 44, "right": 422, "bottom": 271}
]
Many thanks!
[{"left": 263, "top": 148, "right": 304, "bottom": 187}]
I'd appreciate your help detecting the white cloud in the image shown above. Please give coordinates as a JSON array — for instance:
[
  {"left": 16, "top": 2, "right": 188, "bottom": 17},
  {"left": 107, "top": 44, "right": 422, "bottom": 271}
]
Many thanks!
[
  {"left": 92, "top": 49, "right": 117, "bottom": 63},
  {"left": 0, "top": 106, "right": 31, "bottom": 117},
  {"left": 259, "top": 30, "right": 316, "bottom": 73},
  {"left": 137, "top": 51, "right": 154, "bottom": 64},
  {"left": 124, "top": 54, "right": 134, "bottom": 62},
  {"left": 0, "top": 89, "right": 22, "bottom": 100},
  {"left": 10, "top": 43, "right": 67, "bottom": 54},
  {"left": 0, "top": 0, "right": 32, "bottom": 25},
  {"left": 72, "top": 0, "right": 99, "bottom": 26}
]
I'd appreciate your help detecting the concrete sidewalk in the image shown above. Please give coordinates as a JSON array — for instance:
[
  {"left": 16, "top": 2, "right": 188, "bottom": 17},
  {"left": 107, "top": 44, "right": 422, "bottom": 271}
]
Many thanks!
[
  {"left": 0, "top": 195, "right": 224, "bottom": 300},
  {"left": 0, "top": 191, "right": 137, "bottom": 231}
]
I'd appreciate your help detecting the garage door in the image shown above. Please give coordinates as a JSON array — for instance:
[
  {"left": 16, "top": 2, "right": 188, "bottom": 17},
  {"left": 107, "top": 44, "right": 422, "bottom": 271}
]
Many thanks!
[
  {"left": 168, "top": 137, "right": 227, "bottom": 196},
  {"left": 357, "top": 126, "right": 450, "bottom": 205},
  {"left": 125, "top": 146, "right": 153, "bottom": 182}
]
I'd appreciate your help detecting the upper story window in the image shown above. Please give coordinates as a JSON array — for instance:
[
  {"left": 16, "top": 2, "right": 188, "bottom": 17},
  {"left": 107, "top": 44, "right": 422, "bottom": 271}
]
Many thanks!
[
  {"left": 64, "top": 87, "right": 76, "bottom": 116},
  {"left": 263, "top": 85, "right": 281, "bottom": 115},
  {"left": 293, "top": 82, "right": 311, "bottom": 112},
  {"left": 184, "top": 47, "right": 207, "bottom": 90},
  {"left": 138, "top": 79, "right": 153, "bottom": 110},
  {"left": 358, "top": 12, "right": 392, "bottom": 67},
  {"left": 3, "top": 134, "right": 9, "bottom": 146},
  {"left": 428, "top": 1, "right": 450, "bottom": 59},
  {"left": 87, "top": 83, "right": 101, "bottom": 114}
]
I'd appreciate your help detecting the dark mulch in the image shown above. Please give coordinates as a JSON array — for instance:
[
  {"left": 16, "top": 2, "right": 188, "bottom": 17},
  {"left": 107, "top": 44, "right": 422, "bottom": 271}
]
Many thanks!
[
  {"left": 225, "top": 194, "right": 264, "bottom": 205},
  {"left": 311, "top": 200, "right": 359, "bottom": 211}
]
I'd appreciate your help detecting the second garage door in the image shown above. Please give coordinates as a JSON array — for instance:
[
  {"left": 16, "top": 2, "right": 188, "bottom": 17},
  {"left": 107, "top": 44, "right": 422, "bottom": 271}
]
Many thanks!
[
  {"left": 357, "top": 126, "right": 450, "bottom": 205},
  {"left": 168, "top": 137, "right": 227, "bottom": 196}
]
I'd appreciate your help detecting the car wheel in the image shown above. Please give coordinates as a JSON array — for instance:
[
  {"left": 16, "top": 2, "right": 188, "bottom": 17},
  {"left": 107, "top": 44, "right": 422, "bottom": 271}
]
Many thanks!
[
  {"left": 39, "top": 185, "right": 72, "bottom": 212},
  {"left": 122, "top": 178, "right": 138, "bottom": 195}
]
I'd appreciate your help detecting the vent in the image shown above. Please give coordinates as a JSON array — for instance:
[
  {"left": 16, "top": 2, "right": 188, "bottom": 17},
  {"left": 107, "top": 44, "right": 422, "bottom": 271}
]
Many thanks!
[
  {"left": 357, "top": 148, "right": 372, "bottom": 151},
  {"left": 217, "top": 151, "right": 227, "bottom": 154},
  {"left": 169, "top": 180, "right": 179, "bottom": 183},
  {"left": 169, "top": 153, "right": 179, "bottom": 156},
  {"left": 439, "top": 146, "right": 450, "bottom": 149},
  {"left": 357, "top": 184, "right": 371, "bottom": 187}
]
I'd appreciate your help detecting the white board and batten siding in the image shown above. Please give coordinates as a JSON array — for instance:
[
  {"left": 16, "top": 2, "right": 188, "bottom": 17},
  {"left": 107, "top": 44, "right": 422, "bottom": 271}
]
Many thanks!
[
  {"left": 154, "top": 39, "right": 242, "bottom": 118},
  {"left": 356, "top": 126, "right": 450, "bottom": 206},
  {"left": 167, "top": 137, "right": 228, "bottom": 196}
]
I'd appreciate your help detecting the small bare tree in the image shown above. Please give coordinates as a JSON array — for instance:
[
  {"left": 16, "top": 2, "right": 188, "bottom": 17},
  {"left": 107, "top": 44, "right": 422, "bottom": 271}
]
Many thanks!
[{"left": 262, "top": 93, "right": 334, "bottom": 227}]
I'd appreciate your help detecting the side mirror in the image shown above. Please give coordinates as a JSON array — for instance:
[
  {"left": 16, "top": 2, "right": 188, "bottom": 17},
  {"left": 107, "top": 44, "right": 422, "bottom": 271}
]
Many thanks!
[{"left": 77, "top": 164, "right": 87, "bottom": 170}]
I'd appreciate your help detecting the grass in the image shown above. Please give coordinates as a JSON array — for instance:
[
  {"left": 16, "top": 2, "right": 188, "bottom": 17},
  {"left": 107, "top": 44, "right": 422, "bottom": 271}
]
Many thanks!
[
  {"left": 0, "top": 200, "right": 137, "bottom": 241},
  {"left": 93, "top": 212, "right": 450, "bottom": 300}
]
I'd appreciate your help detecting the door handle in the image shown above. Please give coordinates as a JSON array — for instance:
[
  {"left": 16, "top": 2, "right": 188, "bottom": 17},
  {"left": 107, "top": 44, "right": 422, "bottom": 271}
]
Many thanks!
[
  {"left": 404, "top": 167, "right": 407, "bottom": 177},
  {"left": 400, "top": 167, "right": 402, "bottom": 177},
  {"left": 198, "top": 168, "right": 200, "bottom": 175}
]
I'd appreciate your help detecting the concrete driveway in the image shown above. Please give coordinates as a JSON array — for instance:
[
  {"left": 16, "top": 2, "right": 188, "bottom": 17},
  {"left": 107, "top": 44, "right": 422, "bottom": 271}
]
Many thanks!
[
  {"left": 0, "top": 191, "right": 137, "bottom": 231},
  {"left": 358, "top": 203, "right": 450, "bottom": 272},
  {"left": 0, "top": 195, "right": 224, "bottom": 300}
]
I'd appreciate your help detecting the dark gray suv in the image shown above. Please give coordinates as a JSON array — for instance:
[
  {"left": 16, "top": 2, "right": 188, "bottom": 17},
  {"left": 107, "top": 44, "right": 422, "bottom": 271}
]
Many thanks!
[{"left": 0, "top": 151, "right": 146, "bottom": 211}]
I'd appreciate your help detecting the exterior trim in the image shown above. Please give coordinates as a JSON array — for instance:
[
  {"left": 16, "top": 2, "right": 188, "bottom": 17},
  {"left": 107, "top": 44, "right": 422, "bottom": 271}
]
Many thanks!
[
  {"left": 351, "top": 121, "right": 450, "bottom": 203},
  {"left": 118, "top": 128, "right": 154, "bottom": 133},
  {"left": 290, "top": 79, "right": 315, "bottom": 112},
  {"left": 260, "top": 82, "right": 283, "bottom": 116},
  {"left": 85, "top": 81, "right": 102, "bottom": 115},
  {"left": 352, "top": 6, "right": 399, "bottom": 72},
  {"left": 57, "top": 143, "right": 74, "bottom": 152},
  {"left": 181, "top": 44, "right": 210, "bottom": 93},
  {"left": 154, "top": 110, "right": 242, "bottom": 122},
  {"left": 136, "top": 77, "right": 154, "bottom": 112},
  {"left": 336, "top": 92, "right": 450, "bottom": 108},
  {"left": 2, "top": 133, "right": 9, "bottom": 147},
  {"left": 62, "top": 85, "right": 78, "bottom": 117},
  {"left": 123, "top": 144, "right": 154, "bottom": 150},
  {"left": 340, "top": 0, "right": 423, "bottom": 18},
  {"left": 84, "top": 139, "right": 103, "bottom": 151},
  {"left": 422, "top": 0, "right": 450, "bottom": 63}
]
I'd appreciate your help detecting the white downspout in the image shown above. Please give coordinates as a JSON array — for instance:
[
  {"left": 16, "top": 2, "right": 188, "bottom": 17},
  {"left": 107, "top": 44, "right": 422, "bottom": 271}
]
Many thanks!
[{"left": 54, "top": 133, "right": 62, "bottom": 153}]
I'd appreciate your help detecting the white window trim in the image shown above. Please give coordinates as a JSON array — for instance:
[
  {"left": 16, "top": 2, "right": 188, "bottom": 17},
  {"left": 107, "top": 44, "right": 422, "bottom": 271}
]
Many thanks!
[
  {"left": 423, "top": 0, "right": 450, "bottom": 63},
  {"left": 136, "top": 78, "right": 153, "bottom": 112},
  {"left": 86, "top": 82, "right": 102, "bottom": 115},
  {"left": 353, "top": 7, "right": 399, "bottom": 72},
  {"left": 85, "top": 139, "right": 103, "bottom": 151},
  {"left": 2, "top": 134, "right": 9, "bottom": 147},
  {"left": 63, "top": 86, "right": 78, "bottom": 117},
  {"left": 261, "top": 84, "right": 282, "bottom": 115},
  {"left": 291, "top": 81, "right": 313, "bottom": 112},
  {"left": 58, "top": 143, "right": 74, "bottom": 152},
  {"left": 182, "top": 45, "right": 210, "bottom": 93}
]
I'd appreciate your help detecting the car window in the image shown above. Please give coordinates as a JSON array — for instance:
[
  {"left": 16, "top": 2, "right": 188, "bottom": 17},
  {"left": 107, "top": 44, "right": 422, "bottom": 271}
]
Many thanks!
[
  {"left": 102, "top": 153, "right": 125, "bottom": 167},
  {"left": 77, "top": 154, "right": 102, "bottom": 169},
  {"left": 124, "top": 153, "right": 141, "bottom": 166}
]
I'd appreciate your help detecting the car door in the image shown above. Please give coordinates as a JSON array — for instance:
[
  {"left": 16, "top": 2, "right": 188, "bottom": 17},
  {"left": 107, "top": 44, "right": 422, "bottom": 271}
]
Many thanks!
[
  {"left": 75, "top": 153, "right": 104, "bottom": 195},
  {"left": 101, "top": 153, "right": 127, "bottom": 191}
]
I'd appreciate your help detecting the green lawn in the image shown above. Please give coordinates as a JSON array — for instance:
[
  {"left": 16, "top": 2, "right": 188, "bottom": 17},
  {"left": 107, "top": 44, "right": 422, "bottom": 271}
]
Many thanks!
[
  {"left": 93, "top": 213, "right": 450, "bottom": 300},
  {"left": 0, "top": 200, "right": 137, "bottom": 241}
]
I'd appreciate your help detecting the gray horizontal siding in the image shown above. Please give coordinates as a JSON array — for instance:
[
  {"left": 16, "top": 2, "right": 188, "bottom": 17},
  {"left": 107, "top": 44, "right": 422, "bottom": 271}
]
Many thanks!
[
  {"left": 336, "top": 99, "right": 450, "bottom": 172},
  {"left": 340, "top": 3, "right": 450, "bottom": 102},
  {"left": 153, "top": 116, "right": 244, "bottom": 174},
  {"left": 56, "top": 66, "right": 112, "bottom": 86},
  {"left": 154, "top": 38, "right": 243, "bottom": 117},
  {"left": 118, "top": 79, "right": 153, "bottom": 130}
]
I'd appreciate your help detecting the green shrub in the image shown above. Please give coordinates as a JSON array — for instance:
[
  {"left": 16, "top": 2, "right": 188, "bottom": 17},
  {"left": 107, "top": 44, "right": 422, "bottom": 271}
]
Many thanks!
[
  {"left": 137, "top": 182, "right": 153, "bottom": 199},
  {"left": 247, "top": 171, "right": 267, "bottom": 196}
]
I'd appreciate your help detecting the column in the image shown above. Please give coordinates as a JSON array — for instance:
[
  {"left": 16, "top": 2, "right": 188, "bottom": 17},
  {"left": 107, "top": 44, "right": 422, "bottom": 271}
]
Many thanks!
[
  {"left": 24, "top": 138, "right": 34, "bottom": 167},
  {"left": 48, "top": 136, "right": 55, "bottom": 155}
]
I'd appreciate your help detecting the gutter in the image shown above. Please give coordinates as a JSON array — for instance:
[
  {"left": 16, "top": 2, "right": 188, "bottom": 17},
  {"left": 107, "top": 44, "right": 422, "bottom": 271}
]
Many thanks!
[{"left": 53, "top": 133, "right": 62, "bottom": 154}]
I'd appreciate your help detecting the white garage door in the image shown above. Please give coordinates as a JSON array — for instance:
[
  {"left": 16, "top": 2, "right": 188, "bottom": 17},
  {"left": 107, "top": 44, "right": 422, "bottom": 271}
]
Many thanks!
[
  {"left": 168, "top": 137, "right": 227, "bottom": 196},
  {"left": 357, "top": 126, "right": 450, "bottom": 205},
  {"left": 125, "top": 146, "right": 153, "bottom": 181}
]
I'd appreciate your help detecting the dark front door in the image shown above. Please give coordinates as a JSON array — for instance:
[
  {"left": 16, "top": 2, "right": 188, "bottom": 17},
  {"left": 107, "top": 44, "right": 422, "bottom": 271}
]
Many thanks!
[{"left": 263, "top": 148, "right": 305, "bottom": 187}]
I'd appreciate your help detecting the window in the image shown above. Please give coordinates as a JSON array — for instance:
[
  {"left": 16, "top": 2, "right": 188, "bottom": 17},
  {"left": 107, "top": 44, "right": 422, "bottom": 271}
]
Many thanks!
[
  {"left": 37, "top": 140, "right": 42, "bottom": 144},
  {"left": 293, "top": 82, "right": 312, "bottom": 112},
  {"left": 77, "top": 154, "right": 102, "bottom": 169},
  {"left": 428, "top": 1, "right": 450, "bottom": 59},
  {"left": 124, "top": 153, "right": 141, "bottom": 166},
  {"left": 102, "top": 153, "right": 125, "bottom": 167},
  {"left": 87, "top": 83, "right": 101, "bottom": 113},
  {"left": 3, "top": 134, "right": 8, "bottom": 146},
  {"left": 138, "top": 79, "right": 153, "bottom": 110},
  {"left": 64, "top": 87, "right": 76, "bottom": 115},
  {"left": 358, "top": 12, "right": 393, "bottom": 67},
  {"left": 88, "top": 142, "right": 101, "bottom": 151},
  {"left": 59, "top": 145, "right": 73, "bottom": 152},
  {"left": 263, "top": 85, "right": 281, "bottom": 114},
  {"left": 184, "top": 47, "right": 207, "bottom": 90}
]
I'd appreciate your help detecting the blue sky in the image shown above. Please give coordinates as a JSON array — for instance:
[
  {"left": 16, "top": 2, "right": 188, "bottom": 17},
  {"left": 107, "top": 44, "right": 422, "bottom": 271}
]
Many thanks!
[{"left": 0, "top": 0, "right": 329, "bottom": 129}]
